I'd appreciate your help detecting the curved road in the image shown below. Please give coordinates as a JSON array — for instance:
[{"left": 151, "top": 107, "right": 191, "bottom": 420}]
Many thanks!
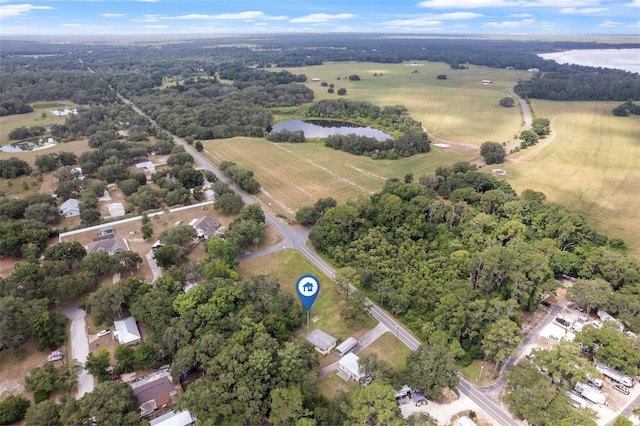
[
  {"left": 117, "top": 91, "right": 521, "bottom": 425},
  {"left": 507, "top": 87, "right": 533, "bottom": 153}
]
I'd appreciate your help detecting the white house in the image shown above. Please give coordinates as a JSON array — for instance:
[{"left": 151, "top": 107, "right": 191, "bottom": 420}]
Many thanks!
[
  {"left": 114, "top": 317, "right": 141, "bottom": 345},
  {"left": 108, "top": 202, "right": 126, "bottom": 217},
  {"left": 338, "top": 352, "right": 363, "bottom": 382},
  {"left": 136, "top": 161, "right": 156, "bottom": 173},
  {"left": 71, "top": 167, "right": 84, "bottom": 180},
  {"left": 51, "top": 107, "right": 78, "bottom": 116},
  {"left": 59, "top": 198, "right": 80, "bottom": 218},
  {"left": 86, "top": 237, "right": 128, "bottom": 255}
]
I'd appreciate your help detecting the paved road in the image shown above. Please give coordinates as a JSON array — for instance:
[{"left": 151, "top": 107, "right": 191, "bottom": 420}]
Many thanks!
[
  {"left": 116, "top": 91, "right": 522, "bottom": 425},
  {"left": 63, "top": 306, "right": 94, "bottom": 398}
]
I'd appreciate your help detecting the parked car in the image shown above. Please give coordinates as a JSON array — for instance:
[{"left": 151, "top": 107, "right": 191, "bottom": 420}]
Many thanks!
[
  {"left": 587, "top": 377, "right": 603, "bottom": 388},
  {"left": 541, "top": 300, "right": 552, "bottom": 307},
  {"left": 46, "top": 351, "right": 64, "bottom": 362},
  {"left": 574, "top": 304, "right": 585, "bottom": 312},
  {"left": 97, "top": 329, "right": 111, "bottom": 337},
  {"left": 591, "top": 320, "right": 603, "bottom": 329},
  {"left": 613, "top": 384, "right": 630, "bottom": 395}
]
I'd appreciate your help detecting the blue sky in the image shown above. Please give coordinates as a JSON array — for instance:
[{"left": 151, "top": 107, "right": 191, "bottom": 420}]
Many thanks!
[{"left": 1, "top": 0, "right": 639, "bottom": 37}]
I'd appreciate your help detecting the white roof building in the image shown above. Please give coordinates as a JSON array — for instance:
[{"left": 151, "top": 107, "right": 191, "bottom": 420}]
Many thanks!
[
  {"left": 136, "top": 161, "right": 156, "bottom": 172},
  {"left": 114, "top": 317, "right": 141, "bottom": 345},
  {"left": 108, "top": 202, "right": 126, "bottom": 217},
  {"left": 59, "top": 198, "right": 80, "bottom": 218},
  {"left": 149, "top": 410, "right": 195, "bottom": 426},
  {"left": 338, "top": 352, "right": 363, "bottom": 382}
]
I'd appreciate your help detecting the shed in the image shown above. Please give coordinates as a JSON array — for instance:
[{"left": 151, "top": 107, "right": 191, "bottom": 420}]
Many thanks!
[
  {"left": 114, "top": 317, "right": 141, "bottom": 345},
  {"left": 306, "top": 329, "right": 337, "bottom": 355},
  {"left": 337, "top": 352, "right": 363, "bottom": 382},
  {"left": 335, "top": 337, "right": 358, "bottom": 356},
  {"left": 99, "top": 225, "right": 114, "bottom": 235}
]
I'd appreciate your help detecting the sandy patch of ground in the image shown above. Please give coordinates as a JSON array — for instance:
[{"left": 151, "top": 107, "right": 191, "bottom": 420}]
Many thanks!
[{"left": 401, "top": 390, "right": 494, "bottom": 425}]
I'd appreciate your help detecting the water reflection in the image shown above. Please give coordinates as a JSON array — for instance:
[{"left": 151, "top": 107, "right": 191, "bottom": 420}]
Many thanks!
[{"left": 270, "top": 120, "right": 392, "bottom": 141}]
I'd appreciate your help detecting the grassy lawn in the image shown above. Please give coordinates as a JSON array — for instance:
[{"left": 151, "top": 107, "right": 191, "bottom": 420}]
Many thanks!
[
  {"left": 459, "top": 360, "right": 495, "bottom": 386},
  {"left": 0, "top": 101, "right": 77, "bottom": 146},
  {"left": 358, "top": 332, "right": 412, "bottom": 371},
  {"left": 272, "top": 61, "right": 532, "bottom": 146},
  {"left": 501, "top": 100, "right": 640, "bottom": 256},
  {"left": 203, "top": 137, "right": 475, "bottom": 217},
  {"left": 316, "top": 372, "right": 360, "bottom": 401}
]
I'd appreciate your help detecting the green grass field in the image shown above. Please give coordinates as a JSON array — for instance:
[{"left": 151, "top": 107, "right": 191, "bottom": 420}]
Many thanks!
[
  {"left": 203, "top": 137, "right": 475, "bottom": 216},
  {"left": 273, "top": 61, "right": 531, "bottom": 146},
  {"left": 0, "top": 101, "right": 76, "bottom": 146},
  {"left": 502, "top": 100, "right": 640, "bottom": 256}
]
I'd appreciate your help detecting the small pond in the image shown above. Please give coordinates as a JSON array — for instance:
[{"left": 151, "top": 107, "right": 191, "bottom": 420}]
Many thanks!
[
  {"left": 0, "top": 139, "right": 58, "bottom": 153},
  {"left": 270, "top": 120, "right": 393, "bottom": 141}
]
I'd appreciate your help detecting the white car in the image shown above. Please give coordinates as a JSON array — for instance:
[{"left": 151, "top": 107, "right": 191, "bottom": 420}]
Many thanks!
[
  {"left": 97, "top": 329, "right": 111, "bottom": 337},
  {"left": 46, "top": 351, "right": 64, "bottom": 362},
  {"left": 591, "top": 320, "right": 603, "bottom": 329}
]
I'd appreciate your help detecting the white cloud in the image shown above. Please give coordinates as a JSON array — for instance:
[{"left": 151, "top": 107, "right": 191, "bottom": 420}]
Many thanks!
[
  {"left": 0, "top": 3, "right": 53, "bottom": 19},
  {"left": 133, "top": 14, "right": 160, "bottom": 22},
  {"left": 419, "top": 0, "right": 605, "bottom": 7},
  {"left": 151, "top": 11, "right": 287, "bottom": 22},
  {"left": 61, "top": 23, "right": 81, "bottom": 27},
  {"left": 599, "top": 20, "right": 622, "bottom": 27},
  {"left": 383, "top": 18, "right": 443, "bottom": 27},
  {"left": 559, "top": 7, "right": 607, "bottom": 13},
  {"left": 627, "top": 21, "right": 640, "bottom": 27},
  {"left": 290, "top": 13, "right": 355, "bottom": 23},
  {"left": 509, "top": 13, "right": 533, "bottom": 17},
  {"left": 144, "top": 24, "right": 168, "bottom": 29},
  {"left": 436, "top": 12, "right": 484, "bottom": 19},
  {"left": 627, "top": 0, "right": 640, "bottom": 6},
  {"left": 418, "top": 0, "right": 513, "bottom": 8},
  {"left": 483, "top": 18, "right": 536, "bottom": 27},
  {"left": 100, "top": 13, "right": 126, "bottom": 18}
]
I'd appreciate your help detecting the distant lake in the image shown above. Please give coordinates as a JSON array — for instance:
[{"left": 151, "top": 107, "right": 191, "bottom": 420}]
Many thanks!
[
  {"left": 538, "top": 49, "right": 640, "bottom": 74},
  {"left": 0, "top": 138, "right": 58, "bottom": 153},
  {"left": 271, "top": 120, "right": 393, "bottom": 141}
]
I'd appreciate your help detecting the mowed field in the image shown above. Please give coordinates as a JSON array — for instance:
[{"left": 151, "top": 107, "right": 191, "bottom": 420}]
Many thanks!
[
  {"left": 273, "top": 61, "right": 532, "bottom": 146},
  {"left": 203, "top": 137, "right": 475, "bottom": 216},
  {"left": 0, "top": 101, "right": 77, "bottom": 146},
  {"left": 502, "top": 100, "right": 640, "bottom": 256}
]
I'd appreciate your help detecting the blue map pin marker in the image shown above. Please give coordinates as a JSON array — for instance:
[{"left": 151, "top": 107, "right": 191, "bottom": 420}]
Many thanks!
[{"left": 296, "top": 274, "right": 320, "bottom": 311}]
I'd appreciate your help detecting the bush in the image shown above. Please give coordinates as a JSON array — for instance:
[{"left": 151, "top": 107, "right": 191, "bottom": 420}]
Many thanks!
[
  {"left": 499, "top": 97, "right": 515, "bottom": 107},
  {"left": 34, "top": 390, "right": 49, "bottom": 404},
  {"left": 0, "top": 394, "right": 30, "bottom": 424},
  {"left": 348, "top": 75, "right": 361, "bottom": 81},
  {"left": 437, "top": 74, "right": 447, "bottom": 80},
  {"left": 480, "top": 141, "right": 506, "bottom": 164},
  {"left": 337, "top": 88, "right": 347, "bottom": 95}
]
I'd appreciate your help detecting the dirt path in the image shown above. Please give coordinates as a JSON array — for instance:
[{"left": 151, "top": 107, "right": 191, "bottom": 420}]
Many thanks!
[{"left": 63, "top": 306, "right": 94, "bottom": 398}]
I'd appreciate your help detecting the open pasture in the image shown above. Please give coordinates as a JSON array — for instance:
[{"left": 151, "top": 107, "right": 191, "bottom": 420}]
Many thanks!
[
  {"left": 204, "top": 137, "right": 475, "bottom": 216},
  {"left": 0, "top": 101, "right": 77, "bottom": 146},
  {"left": 502, "top": 100, "right": 640, "bottom": 256},
  {"left": 275, "top": 61, "right": 531, "bottom": 146}
]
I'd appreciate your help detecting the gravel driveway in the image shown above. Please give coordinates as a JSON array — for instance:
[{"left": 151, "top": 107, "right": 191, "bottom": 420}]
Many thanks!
[{"left": 63, "top": 306, "right": 94, "bottom": 398}]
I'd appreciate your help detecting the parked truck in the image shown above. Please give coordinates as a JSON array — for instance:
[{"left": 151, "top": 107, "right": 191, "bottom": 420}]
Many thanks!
[{"left": 596, "top": 363, "right": 635, "bottom": 388}]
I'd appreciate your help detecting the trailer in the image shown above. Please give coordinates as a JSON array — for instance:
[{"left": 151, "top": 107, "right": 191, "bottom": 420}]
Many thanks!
[
  {"left": 596, "top": 363, "right": 635, "bottom": 388},
  {"left": 574, "top": 382, "right": 606, "bottom": 405}
]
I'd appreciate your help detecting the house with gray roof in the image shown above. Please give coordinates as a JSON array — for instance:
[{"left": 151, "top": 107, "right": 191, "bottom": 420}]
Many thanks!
[
  {"left": 306, "top": 329, "right": 337, "bottom": 355},
  {"left": 114, "top": 316, "right": 141, "bottom": 345},
  {"left": 86, "top": 237, "right": 128, "bottom": 255},
  {"left": 189, "top": 216, "right": 220, "bottom": 239},
  {"left": 59, "top": 198, "right": 80, "bottom": 218}
]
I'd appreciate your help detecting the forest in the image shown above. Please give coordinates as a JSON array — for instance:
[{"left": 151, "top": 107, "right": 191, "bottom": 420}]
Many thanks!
[{"left": 308, "top": 164, "right": 640, "bottom": 364}]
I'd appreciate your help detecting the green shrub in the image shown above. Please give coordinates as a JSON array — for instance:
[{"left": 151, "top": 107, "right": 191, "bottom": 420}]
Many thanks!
[
  {"left": 0, "top": 394, "right": 30, "bottom": 424},
  {"left": 34, "top": 390, "right": 49, "bottom": 404}
]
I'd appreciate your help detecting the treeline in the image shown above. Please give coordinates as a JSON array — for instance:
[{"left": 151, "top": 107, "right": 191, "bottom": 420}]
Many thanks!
[
  {"left": 308, "top": 163, "right": 640, "bottom": 363},
  {"left": 219, "top": 161, "right": 261, "bottom": 194},
  {"left": 217, "top": 62, "right": 307, "bottom": 85},
  {"left": 0, "top": 101, "right": 33, "bottom": 116},
  {"left": 325, "top": 131, "right": 430, "bottom": 159},
  {"left": 0, "top": 72, "right": 116, "bottom": 110},
  {"left": 134, "top": 75, "right": 313, "bottom": 140},
  {"left": 515, "top": 68, "right": 640, "bottom": 101},
  {"left": 8, "top": 125, "right": 45, "bottom": 140},
  {"left": 266, "top": 128, "right": 306, "bottom": 143}
]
